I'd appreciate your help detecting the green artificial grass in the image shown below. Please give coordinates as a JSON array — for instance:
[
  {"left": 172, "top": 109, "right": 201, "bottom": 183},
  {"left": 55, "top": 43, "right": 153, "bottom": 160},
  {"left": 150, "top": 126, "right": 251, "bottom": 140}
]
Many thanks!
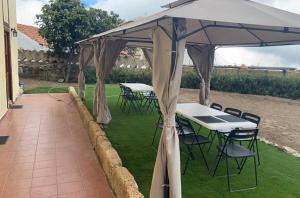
[
  {"left": 86, "top": 85, "right": 300, "bottom": 197},
  {"left": 24, "top": 86, "right": 69, "bottom": 94}
]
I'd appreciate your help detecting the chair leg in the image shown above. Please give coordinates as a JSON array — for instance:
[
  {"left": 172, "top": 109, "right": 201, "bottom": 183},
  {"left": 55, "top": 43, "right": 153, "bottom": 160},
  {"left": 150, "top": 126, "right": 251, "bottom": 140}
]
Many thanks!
[
  {"left": 117, "top": 94, "right": 121, "bottom": 105},
  {"left": 226, "top": 155, "right": 231, "bottom": 191},
  {"left": 152, "top": 116, "right": 162, "bottom": 145},
  {"left": 198, "top": 144, "right": 209, "bottom": 170},
  {"left": 212, "top": 152, "right": 223, "bottom": 176},
  {"left": 254, "top": 156, "right": 258, "bottom": 186},
  {"left": 183, "top": 154, "right": 190, "bottom": 175},
  {"left": 255, "top": 140, "right": 261, "bottom": 165},
  {"left": 152, "top": 124, "right": 159, "bottom": 146},
  {"left": 207, "top": 131, "right": 217, "bottom": 152}
]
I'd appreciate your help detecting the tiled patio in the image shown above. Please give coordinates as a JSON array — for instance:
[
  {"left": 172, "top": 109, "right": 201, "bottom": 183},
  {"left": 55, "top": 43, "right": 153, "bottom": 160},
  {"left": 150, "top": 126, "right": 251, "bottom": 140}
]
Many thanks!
[{"left": 0, "top": 93, "right": 113, "bottom": 198}]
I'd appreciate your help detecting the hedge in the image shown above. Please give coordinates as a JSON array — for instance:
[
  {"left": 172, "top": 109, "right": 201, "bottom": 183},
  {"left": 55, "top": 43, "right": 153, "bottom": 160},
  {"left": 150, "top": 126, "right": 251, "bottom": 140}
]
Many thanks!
[{"left": 84, "top": 67, "right": 300, "bottom": 100}]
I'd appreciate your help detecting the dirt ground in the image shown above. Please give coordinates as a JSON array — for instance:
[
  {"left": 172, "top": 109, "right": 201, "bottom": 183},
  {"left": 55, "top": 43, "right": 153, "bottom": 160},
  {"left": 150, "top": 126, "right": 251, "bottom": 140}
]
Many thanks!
[
  {"left": 22, "top": 79, "right": 300, "bottom": 154},
  {"left": 179, "top": 89, "right": 300, "bottom": 153}
]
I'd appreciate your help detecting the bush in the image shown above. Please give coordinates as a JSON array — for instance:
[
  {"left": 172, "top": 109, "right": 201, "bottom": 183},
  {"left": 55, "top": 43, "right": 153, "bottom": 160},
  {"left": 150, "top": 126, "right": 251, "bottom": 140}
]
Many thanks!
[
  {"left": 211, "top": 72, "right": 300, "bottom": 100},
  {"left": 84, "top": 67, "right": 300, "bottom": 100}
]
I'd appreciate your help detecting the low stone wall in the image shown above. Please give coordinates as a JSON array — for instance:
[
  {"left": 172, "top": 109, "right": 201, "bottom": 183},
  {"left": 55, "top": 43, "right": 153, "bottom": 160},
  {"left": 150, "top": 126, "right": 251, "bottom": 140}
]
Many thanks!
[
  {"left": 18, "top": 49, "right": 78, "bottom": 82},
  {"left": 68, "top": 87, "right": 144, "bottom": 198}
]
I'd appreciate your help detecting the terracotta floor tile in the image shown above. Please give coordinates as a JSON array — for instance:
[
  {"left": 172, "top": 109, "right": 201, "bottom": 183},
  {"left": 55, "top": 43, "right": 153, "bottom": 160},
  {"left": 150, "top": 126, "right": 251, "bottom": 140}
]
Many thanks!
[
  {"left": 57, "top": 165, "right": 79, "bottom": 175},
  {"left": 34, "top": 160, "right": 57, "bottom": 169},
  {"left": 57, "top": 172, "right": 81, "bottom": 184},
  {"left": 85, "top": 187, "right": 114, "bottom": 198},
  {"left": 5, "top": 178, "right": 32, "bottom": 190},
  {"left": 57, "top": 181, "right": 83, "bottom": 195},
  {"left": 2, "top": 188, "right": 31, "bottom": 198},
  {"left": 33, "top": 167, "right": 56, "bottom": 178},
  {"left": 31, "top": 184, "right": 58, "bottom": 198},
  {"left": 32, "top": 175, "right": 57, "bottom": 187},
  {"left": 57, "top": 191, "right": 86, "bottom": 198},
  {"left": 8, "top": 169, "right": 33, "bottom": 179},
  {"left": 35, "top": 153, "right": 56, "bottom": 162}
]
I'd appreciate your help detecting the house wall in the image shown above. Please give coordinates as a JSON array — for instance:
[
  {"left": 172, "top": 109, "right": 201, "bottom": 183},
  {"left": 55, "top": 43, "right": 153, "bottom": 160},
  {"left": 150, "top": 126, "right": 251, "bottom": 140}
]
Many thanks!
[
  {"left": 18, "top": 31, "right": 49, "bottom": 51},
  {"left": 0, "top": 0, "right": 19, "bottom": 119}
]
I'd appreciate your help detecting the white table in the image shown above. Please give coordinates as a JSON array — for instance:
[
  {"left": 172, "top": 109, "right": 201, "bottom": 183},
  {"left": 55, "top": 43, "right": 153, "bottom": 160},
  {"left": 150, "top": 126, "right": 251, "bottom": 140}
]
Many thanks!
[
  {"left": 176, "top": 103, "right": 257, "bottom": 132},
  {"left": 120, "top": 83, "right": 153, "bottom": 92}
]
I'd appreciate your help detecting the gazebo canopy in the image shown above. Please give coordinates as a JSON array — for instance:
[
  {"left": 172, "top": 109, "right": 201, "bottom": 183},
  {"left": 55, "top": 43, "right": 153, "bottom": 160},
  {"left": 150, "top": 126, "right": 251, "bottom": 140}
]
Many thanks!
[{"left": 78, "top": 0, "right": 300, "bottom": 47}]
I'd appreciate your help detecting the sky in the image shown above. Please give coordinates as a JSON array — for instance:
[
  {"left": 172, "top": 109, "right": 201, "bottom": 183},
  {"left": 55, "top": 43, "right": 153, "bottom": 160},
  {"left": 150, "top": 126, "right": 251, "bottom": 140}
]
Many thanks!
[{"left": 16, "top": 0, "right": 300, "bottom": 69}]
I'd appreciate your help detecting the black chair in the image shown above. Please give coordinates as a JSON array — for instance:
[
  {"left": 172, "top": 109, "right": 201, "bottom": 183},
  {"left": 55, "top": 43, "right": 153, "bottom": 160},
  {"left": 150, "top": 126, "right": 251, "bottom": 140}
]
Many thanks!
[
  {"left": 241, "top": 112, "right": 261, "bottom": 165},
  {"left": 151, "top": 101, "right": 163, "bottom": 145},
  {"left": 224, "top": 108, "right": 242, "bottom": 117},
  {"left": 212, "top": 128, "right": 259, "bottom": 192},
  {"left": 210, "top": 103, "right": 223, "bottom": 111},
  {"left": 117, "top": 84, "right": 126, "bottom": 106},
  {"left": 122, "top": 87, "right": 143, "bottom": 112},
  {"left": 152, "top": 101, "right": 181, "bottom": 146},
  {"left": 176, "top": 116, "right": 210, "bottom": 174},
  {"left": 143, "top": 91, "right": 157, "bottom": 112},
  {"left": 207, "top": 103, "right": 222, "bottom": 152}
]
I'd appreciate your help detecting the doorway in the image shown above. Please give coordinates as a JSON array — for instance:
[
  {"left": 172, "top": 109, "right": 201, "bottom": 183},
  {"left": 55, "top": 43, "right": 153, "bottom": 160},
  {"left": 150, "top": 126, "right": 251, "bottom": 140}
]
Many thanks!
[{"left": 4, "top": 30, "right": 13, "bottom": 105}]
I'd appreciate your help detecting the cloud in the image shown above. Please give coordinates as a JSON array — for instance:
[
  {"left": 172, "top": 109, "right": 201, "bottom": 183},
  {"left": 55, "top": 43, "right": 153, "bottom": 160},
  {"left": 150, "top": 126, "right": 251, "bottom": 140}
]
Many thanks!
[
  {"left": 258, "top": 0, "right": 300, "bottom": 14},
  {"left": 92, "top": 0, "right": 170, "bottom": 20},
  {"left": 216, "top": 0, "right": 300, "bottom": 68},
  {"left": 16, "top": 0, "right": 49, "bottom": 26}
]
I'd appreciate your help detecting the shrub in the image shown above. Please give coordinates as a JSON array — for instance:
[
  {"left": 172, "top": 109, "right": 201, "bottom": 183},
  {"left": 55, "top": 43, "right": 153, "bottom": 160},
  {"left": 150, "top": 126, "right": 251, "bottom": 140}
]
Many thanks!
[{"left": 84, "top": 66, "right": 300, "bottom": 100}]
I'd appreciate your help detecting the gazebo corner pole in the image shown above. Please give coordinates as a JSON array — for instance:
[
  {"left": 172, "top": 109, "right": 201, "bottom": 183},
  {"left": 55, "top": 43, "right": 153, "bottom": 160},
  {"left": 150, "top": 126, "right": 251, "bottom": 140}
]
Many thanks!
[{"left": 170, "top": 17, "right": 178, "bottom": 77}]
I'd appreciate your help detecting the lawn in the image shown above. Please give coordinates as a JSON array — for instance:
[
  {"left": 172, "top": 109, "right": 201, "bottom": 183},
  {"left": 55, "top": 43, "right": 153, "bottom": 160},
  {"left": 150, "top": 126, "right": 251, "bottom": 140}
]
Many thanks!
[
  {"left": 24, "top": 86, "right": 69, "bottom": 94},
  {"left": 82, "top": 84, "right": 300, "bottom": 198},
  {"left": 24, "top": 84, "right": 300, "bottom": 197}
]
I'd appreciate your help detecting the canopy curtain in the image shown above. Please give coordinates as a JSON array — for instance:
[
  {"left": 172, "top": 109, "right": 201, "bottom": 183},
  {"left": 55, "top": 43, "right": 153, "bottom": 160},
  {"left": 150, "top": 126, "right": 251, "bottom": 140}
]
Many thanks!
[
  {"left": 93, "top": 38, "right": 127, "bottom": 124},
  {"left": 142, "top": 48, "right": 153, "bottom": 68},
  {"left": 150, "top": 19, "right": 187, "bottom": 198},
  {"left": 187, "top": 45, "right": 215, "bottom": 105},
  {"left": 78, "top": 44, "right": 94, "bottom": 100}
]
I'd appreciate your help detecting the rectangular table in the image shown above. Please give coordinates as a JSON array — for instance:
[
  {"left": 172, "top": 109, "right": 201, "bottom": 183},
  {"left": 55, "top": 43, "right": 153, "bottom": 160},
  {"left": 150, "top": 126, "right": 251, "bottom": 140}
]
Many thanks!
[
  {"left": 176, "top": 103, "right": 257, "bottom": 132},
  {"left": 120, "top": 83, "right": 153, "bottom": 92}
]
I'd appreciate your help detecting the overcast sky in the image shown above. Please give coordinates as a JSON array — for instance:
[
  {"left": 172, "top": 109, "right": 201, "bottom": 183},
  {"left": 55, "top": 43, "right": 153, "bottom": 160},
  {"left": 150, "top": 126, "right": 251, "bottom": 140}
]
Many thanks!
[{"left": 16, "top": 0, "right": 300, "bottom": 69}]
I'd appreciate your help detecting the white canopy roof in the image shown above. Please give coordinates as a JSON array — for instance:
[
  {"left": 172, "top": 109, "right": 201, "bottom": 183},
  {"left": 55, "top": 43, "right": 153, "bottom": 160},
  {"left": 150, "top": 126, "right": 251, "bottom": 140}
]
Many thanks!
[{"left": 78, "top": 0, "right": 300, "bottom": 47}]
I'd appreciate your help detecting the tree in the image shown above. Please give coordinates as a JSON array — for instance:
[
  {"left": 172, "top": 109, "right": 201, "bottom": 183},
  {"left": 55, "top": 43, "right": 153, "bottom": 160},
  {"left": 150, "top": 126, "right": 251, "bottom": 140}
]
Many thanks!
[{"left": 36, "top": 0, "right": 123, "bottom": 82}]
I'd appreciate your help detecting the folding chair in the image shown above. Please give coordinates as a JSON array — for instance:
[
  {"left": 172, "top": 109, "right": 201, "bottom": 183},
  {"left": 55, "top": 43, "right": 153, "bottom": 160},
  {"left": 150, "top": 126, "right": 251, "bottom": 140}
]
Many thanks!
[
  {"left": 117, "top": 84, "right": 126, "bottom": 107},
  {"left": 176, "top": 116, "right": 210, "bottom": 175},
  {"left": 143, "top": 91, "right": 157, "bottom": 112},
  {"left": 122, "top": 87, "right": 143, "bottom": 112},
  {"left": 241, "top": 112, "right": 261, "bottom": 165},
  {"left": 210, "top": 103, "right": 223, "bottom": 111},
  {"left": 224, "top": 108, "right": 242, "bottom": 117},
  {"left": 207, "top": 103, "right": 223, "bottom": 152},
  {"left": 151, "top": 101, "right": 163, "bottom": 146},
  {"left": 212, "top": 128, "right": 259, "bottom": 192}
]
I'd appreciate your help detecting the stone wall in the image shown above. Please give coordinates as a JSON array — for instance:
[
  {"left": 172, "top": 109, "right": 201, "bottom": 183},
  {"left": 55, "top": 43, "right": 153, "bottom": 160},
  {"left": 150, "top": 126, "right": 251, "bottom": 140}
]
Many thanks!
[
  {"left": 18, "top": 49, "right": 149, "bottom": 82},
  {"left": 18, "top": 49, "right": 79, "bottom": 82}
]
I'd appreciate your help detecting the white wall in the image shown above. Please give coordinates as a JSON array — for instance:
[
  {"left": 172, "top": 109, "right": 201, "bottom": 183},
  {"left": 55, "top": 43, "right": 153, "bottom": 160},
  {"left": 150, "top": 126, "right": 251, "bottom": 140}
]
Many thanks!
[{"left": 18, "top": 31, "right": 48, "bottom": 51}]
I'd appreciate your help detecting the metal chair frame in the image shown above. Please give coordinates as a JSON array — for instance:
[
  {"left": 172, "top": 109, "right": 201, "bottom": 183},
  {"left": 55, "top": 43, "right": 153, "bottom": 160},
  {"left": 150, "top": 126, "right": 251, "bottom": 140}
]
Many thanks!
[
  {"left": 212, "top": 128, "right": 259, "bottom": 192},
  {"left": 176, "top": 116, "right": 210, "bottom": 175}
]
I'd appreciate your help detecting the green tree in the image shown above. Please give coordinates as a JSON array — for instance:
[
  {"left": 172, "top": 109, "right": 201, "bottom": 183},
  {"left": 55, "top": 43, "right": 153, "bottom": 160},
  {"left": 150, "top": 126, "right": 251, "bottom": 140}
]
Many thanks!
[{"left": 36, "top": 0, "right": 122, "bottom": 82}]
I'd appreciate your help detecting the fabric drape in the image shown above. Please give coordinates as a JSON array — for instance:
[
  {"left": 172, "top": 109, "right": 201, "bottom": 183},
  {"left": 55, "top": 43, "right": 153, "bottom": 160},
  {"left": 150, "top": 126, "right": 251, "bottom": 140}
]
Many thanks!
[
  {"left": 187, "top": 45, "right": 215, "bottom": 105},
  {"left": 78, "top": 44, "right": 94, "bottom": 99},
  {"left": 142, "top": 48, "right": 153, "bottom": 68},
  {"left": 150, "top": 19, "right": 187, "bottom": 198},
  {"left": 93, "top": 38, "right": 127, "bottom": 124}
]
